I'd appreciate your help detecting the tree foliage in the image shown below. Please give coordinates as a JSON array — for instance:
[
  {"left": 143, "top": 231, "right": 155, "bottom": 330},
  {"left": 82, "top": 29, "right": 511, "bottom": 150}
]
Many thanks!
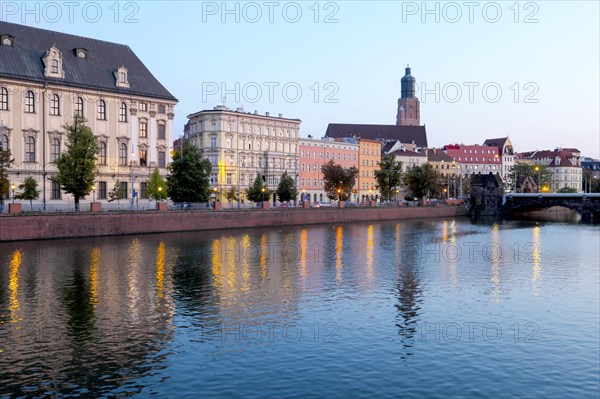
[
  {"left": 0, "top": 146, "right": 14, "bottom": 207},
  {"left": 225, "top": 188, "right": 238, "bottom": 204},
  {"left": 246, "top": 173, "right": 271, "bottom": 202},
  {"left": 508, "top": 161, "right": 552, "bottom": 190},
  {"left": 167, "top": 142, "right": 211, "bottom": 203},
  {"left": 374, "top": 154, "right": 403, "bottom": 201},
  {"left": 276, "top": 171, "right": 297, "bottom": 202},
  {"left": 15, "top": 176, "right": 40, "bottom": 210},
  {"left": 108, "top": 180, "right": 125, "bottom": 203},
  {"left": 147, "top": 168, "right": 167, "bottom": 201},
  {"left": 557, "top": 186, "right": 577, "bottom": 193},
  {"left": 321, "top": 160, "right": 359, "bottom": 201},
  {"left": 53, "top": 115, "right": 99, "bottom": 210},
  {"left": 403, "top": 164, "right": 440, "bottom": 200}
]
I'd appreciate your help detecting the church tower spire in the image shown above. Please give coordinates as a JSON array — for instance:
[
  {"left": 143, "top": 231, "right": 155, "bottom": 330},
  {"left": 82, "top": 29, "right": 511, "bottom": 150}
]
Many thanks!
[{"left": 396, "top": 65, "right": 420, "bottom": 126}]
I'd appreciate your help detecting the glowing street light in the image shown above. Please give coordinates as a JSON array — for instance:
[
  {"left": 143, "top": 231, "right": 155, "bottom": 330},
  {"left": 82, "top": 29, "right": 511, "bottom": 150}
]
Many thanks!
[
  {"left": 91, "top": 184, "right": 96, "bottom": 202},
  {"left": 11, "top": 183, "right": 15, "bottom": 203}
]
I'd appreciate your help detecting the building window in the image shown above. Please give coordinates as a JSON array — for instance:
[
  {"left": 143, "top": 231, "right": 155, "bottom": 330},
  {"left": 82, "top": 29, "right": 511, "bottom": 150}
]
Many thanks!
[
  {"left": 25, "top": 136, "right": 35, "bottom": 162},
  {"left": 120, "top": 72, "right": 127, "bottom": 84},
  {"left": 140, "top": 103, "right": 147, "bottom": 112},
  {"left": 98, "top": 181, "right": 107, "bottom": 199},
  {"left": 76, "top": 97, "right": 84, "bottom": 117},
  {"left": 140, "top": 182, "right": 148, "bottom": 198},
  {"left": 25, "top": 90, "right": 35, "bottom": 113},
  {"left": 51, "top": 181, "right": 61, "bottom": 199},
  {"left": 139, "top": 150, "right": 147, "bottom": 166},
  {"left": 99, "top": 141, "right": 107, "bottom": 165},
  {"left": 51, "top": 138, "right": 60, "bottom": 162},
  {"left": 50, "top": 59, "right": 59, "bottom": 74},
  {"left": 139, "top": 121, "right": 148, "bottom": 138},
  {"left": 211, "top": 122, "right": 216, "bottom": 132},
  {"left": 49, "top": 94, "right": 60, "bottom": 115},
  {"left": 119, "top": 143, "right": 128, "bottom": 165},
  {"left": 158, "top": 104, "right": 166, "bottom": 114},
  {"left": 0, "top": 87, "right": 8, "bottom": 110},
  {"left": 119, "top": 102, "right": 128, "bottom": 122},
  {"left": 158, "top": 151, "right": 166, "bottom": 168},
  {"left": 0, "top": 134, "right": 8, "bottom": 151},
  {"left": 120, "top": 181, "right": 128, "bottom": 198},
  {"left": 97, "top": 100, "right": 106, "bottom": 120},
  {"left": 210, "top": 137, "right": 217, "bottom": 148},
  {"left": 158, "top": 123, "right": 166, "bottom": 139}
]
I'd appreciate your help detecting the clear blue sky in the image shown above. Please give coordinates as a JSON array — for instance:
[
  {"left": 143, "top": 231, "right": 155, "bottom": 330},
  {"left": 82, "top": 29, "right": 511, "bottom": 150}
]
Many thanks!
[{"left": 5, "top": 1, "right": 599, "bottom": 158}]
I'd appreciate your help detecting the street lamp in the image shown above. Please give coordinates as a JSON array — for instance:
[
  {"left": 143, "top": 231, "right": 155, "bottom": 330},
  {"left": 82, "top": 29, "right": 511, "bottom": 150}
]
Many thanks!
[
  {"left": 534, "top": 165, "right": 540, "bottom": 193},
  {"left": 157, "top": 186, "right": 163, "bottom": 207},
  {"left": 11, "top": 183, "right": 15, "bottom": 203},
  {"left": 130, "top": 151, "right": 135, "bottom": 211},
  {"left": 337, "top": 188, "right": 341, "bottom": 201},
  {"left": 91, "top": 185, "right": 96, "bottom": 202}
]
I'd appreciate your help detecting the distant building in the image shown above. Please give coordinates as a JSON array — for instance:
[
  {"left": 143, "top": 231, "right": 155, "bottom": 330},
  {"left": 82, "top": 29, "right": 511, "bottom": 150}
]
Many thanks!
[
  {"left": 396, "top": 66, "right": 420, "bottom": 126},
  {"left": 443, "top": 144, "right": 503, "bottom": 178},
  {"left": 325, "top": 124, "right": 427, "bottom": 151},
  {"left": 187, "top": 106, "right": 300, "bottom": 202},
  {"left": 298, "top": 137, "right": 358, "bottom": 203},
  {"left": 482, "top": 137, "right": 515, "bottom": 182},
  {"left": 357, "top": 138, "right": 381, "bottom": 201},
  {"left": 0, "top": 21, "right": 177, "bottom": 208},
  {"left": 427, "top": 148, "right": 458, "bottom": 197},
  {"left": 516, "top": 148, "right": 582, "bottom": 192}
]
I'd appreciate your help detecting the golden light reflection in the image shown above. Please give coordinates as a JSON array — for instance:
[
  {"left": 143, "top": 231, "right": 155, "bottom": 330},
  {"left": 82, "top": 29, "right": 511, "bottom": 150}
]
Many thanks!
[
  {"left": 366, "top": 225, "right": 374, "bottom": 281},
  {"left": 212, "top": 239, "right": 221, "bottom": 288},
  {"left": 442, "top": 221, "right": 448, "bottom": 242},
  {"left": 335, "top": 226, "right": 343, "bottom": 283},
  {"left": 225, "top": 237, "right": 238, "bottom": 294},
  {"left": 9, "top": 249, "right": 23, "bottom": 323},
  {"left": 90, "top": 247, "right": 100, "bottom": 307},
  {"left": 260, "top": 233, "right": 268, "bottom": 280},
  {"left": 155, "top": 241, "right": 165, "bottom": 300},
  {"left": 128, "top": 239, "right": 142, "bottom": 319},
  {"left": 532, "top": 225, "right": 542, "bottom": 296},
  {"left": 300, "top": 229, "right": 308, "bottom": 281},
  {"left": 241, "top": 234, "right": 251, "bottom": 293}
]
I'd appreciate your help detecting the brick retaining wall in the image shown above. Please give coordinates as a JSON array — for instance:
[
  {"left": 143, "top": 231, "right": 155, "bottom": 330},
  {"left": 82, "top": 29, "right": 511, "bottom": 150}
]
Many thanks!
[{"left": 0, "top": 206, "right": 466, "bottom": 242}]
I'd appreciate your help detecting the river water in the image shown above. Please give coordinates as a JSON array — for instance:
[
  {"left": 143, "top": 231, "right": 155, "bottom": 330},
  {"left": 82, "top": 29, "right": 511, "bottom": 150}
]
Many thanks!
[{"left": 0, "top": 218, "right": 598, "bottom": 398}]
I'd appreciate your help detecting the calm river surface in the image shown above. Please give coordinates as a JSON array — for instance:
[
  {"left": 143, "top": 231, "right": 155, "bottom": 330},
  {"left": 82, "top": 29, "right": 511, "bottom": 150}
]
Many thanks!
[{"left": 0, "top": 218, "right": 599, "bottom": 398}]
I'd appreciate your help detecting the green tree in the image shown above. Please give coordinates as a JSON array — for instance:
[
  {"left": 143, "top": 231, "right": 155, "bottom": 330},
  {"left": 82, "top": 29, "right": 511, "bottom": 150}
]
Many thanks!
[
  {"left": 167, "top": 142, "right": 211, "bottom": 203},
  {"left": 225, "top": 188, "right": 238, "bottom": 204},
  {"left": 557, "top": 186, "right": 577, "bottom": 193},
  {"left": 276, "top": 171, "right": 297, "bottom": 203},
  {"left": 53, "top": 116, "right": 99, "bottom": 211},
  {"left": 108, "top": 180, "right": 125, "bottom": 203},
  {"left": 147, "top": 168, "right": 167, "bottom": 204},
  {"left": 403, "top": 164, "right": 440, "bottom": 201},
  {"left": 15, "top": 176, "right": 40, "bottom": 211},
  {"left": 374, "top": 154, "right": 403, "bottom": 201},
  {"left": 0, "top": 146, "right": 14, "bottom": 211},
  {"left": 322, "top": 160, "right": 359, "bottom": 201},
  {"left": 508, "top": 161, "right": 552, "bottom": 191},
  {"left": 246, "top": 173, "right": 271, "bottom": 203}
]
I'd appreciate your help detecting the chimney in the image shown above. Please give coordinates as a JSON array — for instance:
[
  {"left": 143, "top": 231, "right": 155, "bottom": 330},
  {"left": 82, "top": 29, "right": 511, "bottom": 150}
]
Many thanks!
[
  {"left": 278, "top": 113, "right": 283, "bottom": 118},
  {"left": 265, "top": 112, "right": 270, "bottom": 117}
]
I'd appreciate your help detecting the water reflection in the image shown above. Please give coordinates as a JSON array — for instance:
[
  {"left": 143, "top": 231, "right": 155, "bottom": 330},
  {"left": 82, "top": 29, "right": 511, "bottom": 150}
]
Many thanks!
[{"left": 8, "top": 249, "right": 22, "bottom": 323}]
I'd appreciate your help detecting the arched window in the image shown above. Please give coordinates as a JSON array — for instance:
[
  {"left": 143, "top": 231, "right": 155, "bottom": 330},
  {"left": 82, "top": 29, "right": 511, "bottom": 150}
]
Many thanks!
[
  {"left": 119, "top": 102, "right": 127, "bottom": 122},
  {"left": 0, "top": 87, "right": 8, "bottom": 110},
  {"left": 76, "top": 97, "right": 84, "bottom": 117},
  {"left": 50, "top": 94, "right": 60, "bottom": 115},
  {"left": 25, "top": 90, "right": 35, "bottom": 113},
  {"left": 119, "top": 143, "right": 128, "bottom": 165},
  {"left": 51, "top": 138, "right": 60, "bottom": 162},
  {"left": 97, "top": 100, "right": 106, "bottom": 120},
  {"left": 99, "top": 141, "right": 107, "bottom": 165},
  {"left": 0, "top": 134, "right": 8, "bottom": 151},
  {"left": 25, "top": 136, "right": 35, "bottom": 162}
]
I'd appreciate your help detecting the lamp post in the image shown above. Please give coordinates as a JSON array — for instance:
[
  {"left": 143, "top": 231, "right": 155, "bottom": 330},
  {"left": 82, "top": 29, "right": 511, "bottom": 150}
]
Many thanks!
[
  {"left": 157, "top": 186, "right": 163, "bottom": 208},
  {"left": 130, "top": 151, "right": 135, "bottom": 211},
  {"left": 11, "top": 183, "right": 15, "bottom": 203},
  {"left": 534, "top": 165, "right": 540, "bottom": 193},
  {"left": 91, "top": 185, "right": 96, "bottom": 202},
  {"left": 337, "top": 188, "right": 341, "bottom": 201}
]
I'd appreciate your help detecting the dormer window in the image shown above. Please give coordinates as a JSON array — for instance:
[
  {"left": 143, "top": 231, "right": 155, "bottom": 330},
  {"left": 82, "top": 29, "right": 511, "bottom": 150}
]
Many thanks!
[
  {"left": 42, "top": 46, "right": 64, "bottom": 79},
  {"left": 114, "top": 66, "right": 129, "bottom": 88},
  {"left": 74, "top": 48, "right": 88, "bottom": 59},
  {"left": 1, "top": 34, "right": 14, "bottom": 46}
]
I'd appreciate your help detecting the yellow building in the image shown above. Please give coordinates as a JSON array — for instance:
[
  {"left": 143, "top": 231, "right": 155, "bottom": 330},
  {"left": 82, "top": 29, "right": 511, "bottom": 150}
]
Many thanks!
[
  {"left": 187, "top": 106, "right": 300, "bottom": 202},
  {"left": 358, "top": 139, "right": 381, "bottom": 201},
  {"left": 0, "top": 22, "right": 177, "bottom": 210}
]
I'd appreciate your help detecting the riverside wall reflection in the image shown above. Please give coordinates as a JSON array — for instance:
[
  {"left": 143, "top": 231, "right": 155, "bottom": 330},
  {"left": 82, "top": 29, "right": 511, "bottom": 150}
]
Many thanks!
[{"left": 0, "top": 219, "right": 598, "bottom": 397}]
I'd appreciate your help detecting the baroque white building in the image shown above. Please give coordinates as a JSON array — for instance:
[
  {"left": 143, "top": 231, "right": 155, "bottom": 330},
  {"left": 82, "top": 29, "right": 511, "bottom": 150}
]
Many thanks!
[{"left": 0, "top": 22, "right": 177, "bottom": 209}]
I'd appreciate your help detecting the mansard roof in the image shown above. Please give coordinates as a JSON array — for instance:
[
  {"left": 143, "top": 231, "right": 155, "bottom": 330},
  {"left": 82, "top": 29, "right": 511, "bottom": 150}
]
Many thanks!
[
  {"left": 0, "top": 21, "right": 176, "bottom": 101},
  {"left": 326, "top": 123, "right": 428, "bottom": 148}
]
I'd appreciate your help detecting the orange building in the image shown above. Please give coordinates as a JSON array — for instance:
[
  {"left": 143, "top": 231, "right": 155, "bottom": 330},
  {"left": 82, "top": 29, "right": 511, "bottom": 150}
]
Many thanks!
[
  {"left": 298, "top": 137, "right": 359, "bottom": 203},
  {"left": 358, "top": 139, "right": 381, "bottom": 201}
]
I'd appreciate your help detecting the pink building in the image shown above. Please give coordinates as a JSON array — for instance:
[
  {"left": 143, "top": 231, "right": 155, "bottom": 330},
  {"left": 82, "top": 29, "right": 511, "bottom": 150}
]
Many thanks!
[{"left": 298, "top": 138, "right": 359, "bottom": 203}]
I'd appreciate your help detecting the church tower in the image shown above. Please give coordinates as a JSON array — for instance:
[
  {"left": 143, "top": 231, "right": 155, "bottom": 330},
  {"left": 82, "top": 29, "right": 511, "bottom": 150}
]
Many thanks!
[{"left": 396, "top": 66, "right": 420, "bottom": 126}]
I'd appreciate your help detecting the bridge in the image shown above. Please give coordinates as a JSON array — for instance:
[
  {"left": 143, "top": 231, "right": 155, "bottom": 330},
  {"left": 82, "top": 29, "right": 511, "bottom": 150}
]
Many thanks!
[{"left": 502, "top": 193, "right": 600, "bottom": 221}]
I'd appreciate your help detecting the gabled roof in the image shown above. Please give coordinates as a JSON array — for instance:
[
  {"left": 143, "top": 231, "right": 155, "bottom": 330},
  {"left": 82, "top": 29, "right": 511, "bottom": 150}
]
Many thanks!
[
  {"left": 0, "top": 21, "right": 176, "bottom": 101},
  {"left": 427, "top": 148, "right": 455, "bottom": 162},
  {"left": 326, "top": 123, "right": 427, "bottom": 147},
  {"left": 483, "top": 137, "right": 508, "bottom": 148}
]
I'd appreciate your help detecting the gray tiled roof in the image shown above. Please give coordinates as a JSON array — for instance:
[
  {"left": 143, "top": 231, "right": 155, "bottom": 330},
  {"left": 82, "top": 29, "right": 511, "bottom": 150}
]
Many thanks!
[
  {"left": 0, "top": 21, "right": 176, "bottom": 101},
  {"left": 326, "top": 123, "right": 427, "bottom": 148}
]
